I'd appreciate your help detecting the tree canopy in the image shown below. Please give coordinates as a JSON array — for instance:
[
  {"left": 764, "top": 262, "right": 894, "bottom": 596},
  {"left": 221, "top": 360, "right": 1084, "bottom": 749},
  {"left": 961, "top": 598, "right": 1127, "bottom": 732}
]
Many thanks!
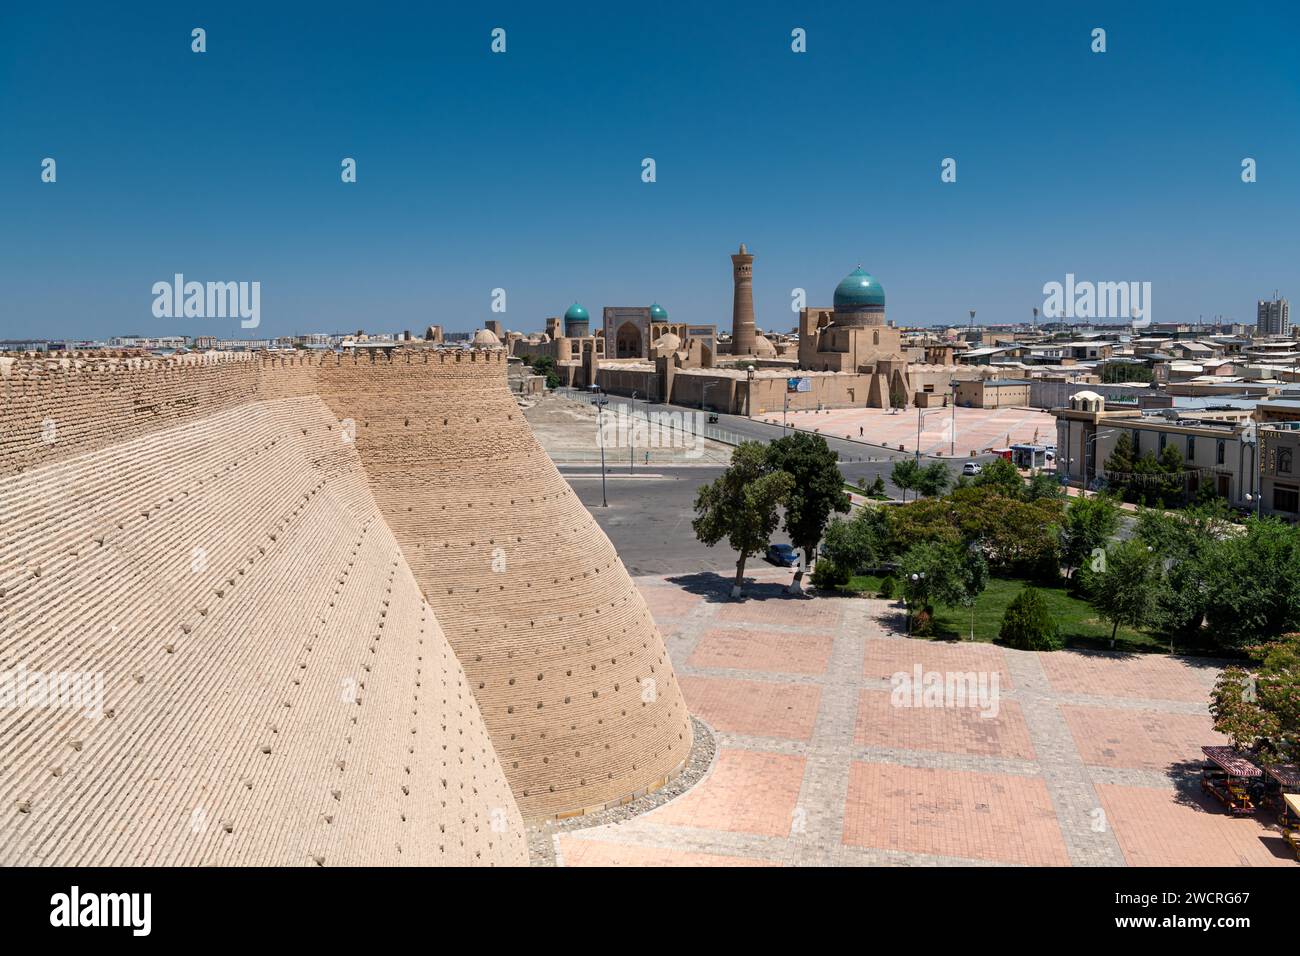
[
  {"left": 766, "top": 432, "right": 850, "bottom": 564},
  {"left": 693, "top": 441, "right": 794, "bottom": 594}
]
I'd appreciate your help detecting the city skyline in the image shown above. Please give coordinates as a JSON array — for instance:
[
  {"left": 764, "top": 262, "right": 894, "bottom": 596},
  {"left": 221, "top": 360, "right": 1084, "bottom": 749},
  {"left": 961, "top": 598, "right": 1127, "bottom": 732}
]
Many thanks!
[{"left": 2, "top": 2, "right": 1297, "bottom": 340}]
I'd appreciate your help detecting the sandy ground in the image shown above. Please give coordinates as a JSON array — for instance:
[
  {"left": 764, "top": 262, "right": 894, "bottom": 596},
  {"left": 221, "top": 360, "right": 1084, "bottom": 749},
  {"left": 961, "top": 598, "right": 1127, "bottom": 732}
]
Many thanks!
[{"left": 524, "top": 394, "right": 734, "bottom": 465}]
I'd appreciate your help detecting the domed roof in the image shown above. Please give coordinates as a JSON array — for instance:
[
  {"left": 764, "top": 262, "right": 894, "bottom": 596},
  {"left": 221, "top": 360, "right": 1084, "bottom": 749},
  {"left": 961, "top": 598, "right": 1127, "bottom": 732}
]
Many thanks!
[
  {"left": 564, "top": 303, "right": 589, "bottom": 322},
  {"left": 652, "top": 332, "right": 681, "bottom": 352},
  {"left": 833, "top": 267, "right": 885, "bottom": 309},
  {"left": 472, "top": 328, "right": 501, "bottom": 346},
  {"left": 649, "top": 303, "right": 668, "bottom": 320},
  {"left": 753, "top": 335, "right": 777, "bottom": 357}
]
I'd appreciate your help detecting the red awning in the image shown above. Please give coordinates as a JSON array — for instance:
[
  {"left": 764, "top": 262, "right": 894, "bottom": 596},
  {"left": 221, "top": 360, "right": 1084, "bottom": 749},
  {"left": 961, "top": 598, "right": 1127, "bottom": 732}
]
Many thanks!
[
  {"left": 1264, "top": 763, "right": 1300, "bottom": 789},
  {"left": 1203, "top": 746, "right": 1262, "bottom": 778}
]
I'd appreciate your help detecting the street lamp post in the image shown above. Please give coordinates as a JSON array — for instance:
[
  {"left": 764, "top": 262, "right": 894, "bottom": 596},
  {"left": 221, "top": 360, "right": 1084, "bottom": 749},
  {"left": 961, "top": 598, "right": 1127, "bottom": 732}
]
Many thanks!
[
  {"left": 630, "top": 391, "right": 637, "bottom": 474},
  {"left": 915, "top": 408, "right": 944, "bottom": 462},
  {"left": 908, "top": 571, "right": 926, "bottom": 635},
  {"left": 745, "top": 365, "right": 755, "bottom": 419},
  {"left": 1082, "top": 427, "right": 1123, "bottom": 498},
  {"left": 592, "top": 384, "right": 608, "bottom": 508}
]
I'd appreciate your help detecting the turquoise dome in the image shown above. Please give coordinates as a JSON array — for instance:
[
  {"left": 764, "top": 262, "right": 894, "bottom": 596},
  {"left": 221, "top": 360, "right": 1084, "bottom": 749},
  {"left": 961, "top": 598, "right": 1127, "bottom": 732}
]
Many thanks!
[
  {"left": 564, "top": 303, "right": 589, "bottom": 322},
  {"left": 833, "top": 267, "right": 885, "bottom": 309},
  {"left": 649, "top": 302, "right": 668, "bottom": 320}
]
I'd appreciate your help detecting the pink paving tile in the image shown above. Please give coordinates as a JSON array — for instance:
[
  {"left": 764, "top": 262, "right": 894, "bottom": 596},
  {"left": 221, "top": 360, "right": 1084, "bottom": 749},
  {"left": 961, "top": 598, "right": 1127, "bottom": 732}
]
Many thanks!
[
  {"left": 679, "top": 675, "right": 821, "bottom": 741},
  {"left": 863, "top": 638, "right": 1014, "bottom": 691},
  {"left": 843, "top": 761, "right": 1069, "bottom": 866},
  {"left": 713, "top": 596, "right": 844, "bottom": 629},
  {"left": 649, "top": 748, "right": 806, "bottom": 837},
  {"left": 854, "top": 688, "right": 1035, "bottom": 760},
  {"left": 556, "top": 835, "right": 778, "bottom": 867},
  {"left": 1062, "top": 705, "right": 1225, "bottom": 771},
  {"left": 1039, "top": 650, "right": 1218, "bottom": 703},
  {"left": 687, "top": 627, "right": 834, "bottom": 675},
  {"left": 635, "top": 585, "right": 704, "bottom": 620},
  {"left": 1096, "top": 783, "right": 1297, "bottom": 867}
]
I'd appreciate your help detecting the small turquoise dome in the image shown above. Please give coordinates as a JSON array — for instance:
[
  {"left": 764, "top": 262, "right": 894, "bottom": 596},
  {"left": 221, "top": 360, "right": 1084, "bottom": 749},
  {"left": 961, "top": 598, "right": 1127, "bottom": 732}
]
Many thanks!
[
  {"left": 649, "top": 302, "right": 668, "bottom": 320},
  {"left": 833, "top": 267, "right": 885, "bottom": 309},
  {"left": 564, "top": 303, "right": 589, "bottom": 322}
]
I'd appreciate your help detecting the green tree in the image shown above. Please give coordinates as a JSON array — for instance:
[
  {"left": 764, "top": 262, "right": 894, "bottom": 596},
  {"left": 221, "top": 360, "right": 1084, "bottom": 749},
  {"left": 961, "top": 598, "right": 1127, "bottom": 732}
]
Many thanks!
[
  {"left": 1100, "top": 362, "right": 1154, "bottom": 384},
  {"left": 999, "top": 586, "right": 1063, "bottom": 651},
  {"left": 1157, "top": 443, "right": 1187, "bottom": 506},
  {"left": 1210, "top": 632, "right": 1300, "bottom": 762},
  {"left": 1134, "top": 500, "right": 1234, "bottom": 644},
  {"left": 899, "top": 540, "right": 988, "bottom": 632},
  {"left": 1082, "top": 539, "right": 1161, "bottom": 647},
  {"left": 693, "top": 442, "right": 795, "bottom": 595},
  {"left": 1060, "top": 493, "right": 1120, "bottom": 582},
  {"left": 1024, "top": 471, "right": 1066, "bottom": 502},
  {"left": 766, "top": 432, "right": 851, "bottom": 565},
  {"left": 890, "top": 459, "right": 921, "bottom": 502},
  {"left": 914, "top": 461, "right": 952, "bottom": 498},
  {"left": 1103, "top": 432, "right": 1136, "bottom": 501},
  {"left": 858, "top": 474, "right": 887, "bottom": 498},
  {"left": 529, "top": 355, "right": 561, "bottom": 389},
  {"left": 970, "top": 456, "right": 1023, "bottom": 497},
  {"left": 809, "top": 559, "right": 850, "bottom": 591},
  {"left": 1202, "top": 517, "right": 1300, "bottom": 650},
  {"left": 822, "top": 506, "right": 892, "bottom": 575}
]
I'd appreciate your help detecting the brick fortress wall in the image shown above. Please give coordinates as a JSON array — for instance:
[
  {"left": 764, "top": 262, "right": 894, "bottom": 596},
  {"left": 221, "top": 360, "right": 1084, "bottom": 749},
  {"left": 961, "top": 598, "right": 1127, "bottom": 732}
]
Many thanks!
[{"left": 1, "top": 348, "right": 693, "bottom": 828}]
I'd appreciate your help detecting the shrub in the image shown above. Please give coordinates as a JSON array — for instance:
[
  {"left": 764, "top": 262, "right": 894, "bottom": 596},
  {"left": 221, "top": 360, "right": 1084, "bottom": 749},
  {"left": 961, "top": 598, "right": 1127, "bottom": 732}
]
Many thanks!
[
  {"left": 810, "top": 559, "right": 850, "bottom": 591},
  {"left": 878, "top": 575, "right": 896, "bottom": 599},
  {"left": 998, "top": 586, "right": 1063, "bottom": 650}
]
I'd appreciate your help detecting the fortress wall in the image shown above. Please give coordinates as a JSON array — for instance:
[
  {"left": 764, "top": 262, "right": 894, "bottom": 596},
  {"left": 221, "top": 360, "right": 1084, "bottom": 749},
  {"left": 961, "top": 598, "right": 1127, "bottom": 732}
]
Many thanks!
[
  {"left": 311, "top": 350, "right": 693, "bottom": 819},
  {"left": 0, "top": 347, "right": 693, "bottom": 823},
  {"left": 0, "top": 393, "right": 526, "bottom": 865},
  {"left": 0, "top": 352, "right": 263, "bottom": 478}
]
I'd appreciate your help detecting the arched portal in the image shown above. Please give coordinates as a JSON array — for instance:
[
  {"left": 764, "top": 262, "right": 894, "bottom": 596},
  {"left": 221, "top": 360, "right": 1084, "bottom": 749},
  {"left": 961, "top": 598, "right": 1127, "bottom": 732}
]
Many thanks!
[{"left": 615, "top": 321, "right": 643, "bottom": 358}]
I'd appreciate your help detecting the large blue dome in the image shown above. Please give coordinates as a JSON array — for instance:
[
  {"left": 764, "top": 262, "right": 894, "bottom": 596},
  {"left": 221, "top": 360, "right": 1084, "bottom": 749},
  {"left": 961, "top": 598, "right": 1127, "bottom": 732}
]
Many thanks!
[
  {"left": 833, "top": 267, "right": 885, "bottom": 309},
  {"left": 649, "top": 302, "right": 668, "bottom": 321},
  {"left": 564, "top": 303, "right": 589, "bottom": 323}
]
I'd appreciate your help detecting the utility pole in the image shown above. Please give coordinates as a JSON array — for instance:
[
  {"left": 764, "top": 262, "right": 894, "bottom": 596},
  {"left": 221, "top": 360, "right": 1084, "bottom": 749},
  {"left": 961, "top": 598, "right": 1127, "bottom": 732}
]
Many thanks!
[{"left": 594, "top": 386, "right": 608, "bottom": 508}]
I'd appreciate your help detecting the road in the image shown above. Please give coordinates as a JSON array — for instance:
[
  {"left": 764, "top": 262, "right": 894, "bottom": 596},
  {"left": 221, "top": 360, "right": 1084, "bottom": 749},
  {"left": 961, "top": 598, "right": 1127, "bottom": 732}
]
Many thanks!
[{"left": 553, "top": 390, "right": 1043, "bottom": 576}]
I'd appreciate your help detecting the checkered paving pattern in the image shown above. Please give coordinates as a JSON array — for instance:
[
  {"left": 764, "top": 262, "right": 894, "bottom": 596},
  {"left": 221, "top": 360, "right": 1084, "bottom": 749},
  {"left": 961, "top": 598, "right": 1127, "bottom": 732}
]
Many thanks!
[
  {"left": 689, "top": 627, "right": 834, "bottom": 675},
  {"left": 855, "top": 689, "right": 1036, "bottom": 761},
  {"left": 1063, "top": 706, "right": 1225, "bottom": 772},
  {"left": 554, "top": 572, "right": 1296, "bottom": 867},
  {"left": 843, "top": 761, "right": 1070, "bottom": 866},
  {"left": 679, "top": 675, "right": 821, "bottom": 741},
  {"left": 1039, "top": 651, "right": 1218, "bottom": 703}
]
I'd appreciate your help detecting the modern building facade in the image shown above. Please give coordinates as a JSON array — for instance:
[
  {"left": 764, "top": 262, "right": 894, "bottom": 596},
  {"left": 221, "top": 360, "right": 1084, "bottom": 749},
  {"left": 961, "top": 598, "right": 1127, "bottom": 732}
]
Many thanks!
[{"left": 1257, "top": 296, "right": 1290, "bottom": 336}]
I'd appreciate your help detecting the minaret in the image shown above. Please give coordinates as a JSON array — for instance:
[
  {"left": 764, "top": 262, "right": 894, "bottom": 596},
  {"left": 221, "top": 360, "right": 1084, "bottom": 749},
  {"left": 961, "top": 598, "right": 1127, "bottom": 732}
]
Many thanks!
[{"left": 730, "top": 243, "right": 756, "bottom": 355}]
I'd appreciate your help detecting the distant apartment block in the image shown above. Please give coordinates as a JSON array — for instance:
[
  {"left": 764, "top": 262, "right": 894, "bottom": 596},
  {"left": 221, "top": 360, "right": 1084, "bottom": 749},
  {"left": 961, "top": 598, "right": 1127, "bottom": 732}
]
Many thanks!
[{"left": 1257, "top": 296, "right": 1290, "bottom": 336}]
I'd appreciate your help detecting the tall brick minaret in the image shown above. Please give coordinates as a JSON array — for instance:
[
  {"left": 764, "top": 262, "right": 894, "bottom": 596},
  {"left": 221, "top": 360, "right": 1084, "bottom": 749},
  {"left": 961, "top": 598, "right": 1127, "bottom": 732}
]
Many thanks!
[{"left": 730, "top": 243, "right": 756, "bottom": 355}]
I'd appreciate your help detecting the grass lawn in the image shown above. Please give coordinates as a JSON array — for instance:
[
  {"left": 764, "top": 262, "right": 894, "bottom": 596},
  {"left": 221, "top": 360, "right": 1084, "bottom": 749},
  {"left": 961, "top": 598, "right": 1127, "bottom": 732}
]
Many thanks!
[{"left": 841, "top": 573, "right": 1207, "bottom": 654}]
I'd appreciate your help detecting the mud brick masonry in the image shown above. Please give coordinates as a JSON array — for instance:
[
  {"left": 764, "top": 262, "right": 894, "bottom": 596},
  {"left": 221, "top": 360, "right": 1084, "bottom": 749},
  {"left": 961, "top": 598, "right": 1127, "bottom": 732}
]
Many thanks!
[{"left": 0, "top": 348, "right": 691, "bottom": 865}]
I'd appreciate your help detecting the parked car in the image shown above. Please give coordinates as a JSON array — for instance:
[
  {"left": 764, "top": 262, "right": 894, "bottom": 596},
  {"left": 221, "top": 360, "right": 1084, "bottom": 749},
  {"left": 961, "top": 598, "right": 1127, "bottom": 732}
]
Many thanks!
[
  {"left": 962, "top": 461, "right": 982, "bottom": 476},
  {"left": 766, "top": 543, "right": 800, "bottom": 567}
]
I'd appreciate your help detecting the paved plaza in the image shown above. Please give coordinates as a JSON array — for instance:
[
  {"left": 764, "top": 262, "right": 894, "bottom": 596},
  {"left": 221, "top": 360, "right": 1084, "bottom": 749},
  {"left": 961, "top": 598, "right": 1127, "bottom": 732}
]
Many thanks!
[
  {"left": 762, "top": 405, "right": 1057, "bottom": 457},
  {"left": 553, "top": 569, "right": 1297, "bottom": 867}
]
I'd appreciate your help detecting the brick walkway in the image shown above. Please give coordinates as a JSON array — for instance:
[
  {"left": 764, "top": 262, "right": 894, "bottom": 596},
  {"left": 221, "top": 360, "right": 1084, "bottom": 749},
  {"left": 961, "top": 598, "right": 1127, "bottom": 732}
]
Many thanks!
[{"left": 554, "top": 570, "right": 1298, "bottom": 867}]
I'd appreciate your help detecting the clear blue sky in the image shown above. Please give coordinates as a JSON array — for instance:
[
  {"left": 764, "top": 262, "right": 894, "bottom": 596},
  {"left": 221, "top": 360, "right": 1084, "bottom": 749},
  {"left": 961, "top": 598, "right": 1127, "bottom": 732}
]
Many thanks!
[{"left": 1, "top": 1, "right": 1296, "bottom": 340}]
